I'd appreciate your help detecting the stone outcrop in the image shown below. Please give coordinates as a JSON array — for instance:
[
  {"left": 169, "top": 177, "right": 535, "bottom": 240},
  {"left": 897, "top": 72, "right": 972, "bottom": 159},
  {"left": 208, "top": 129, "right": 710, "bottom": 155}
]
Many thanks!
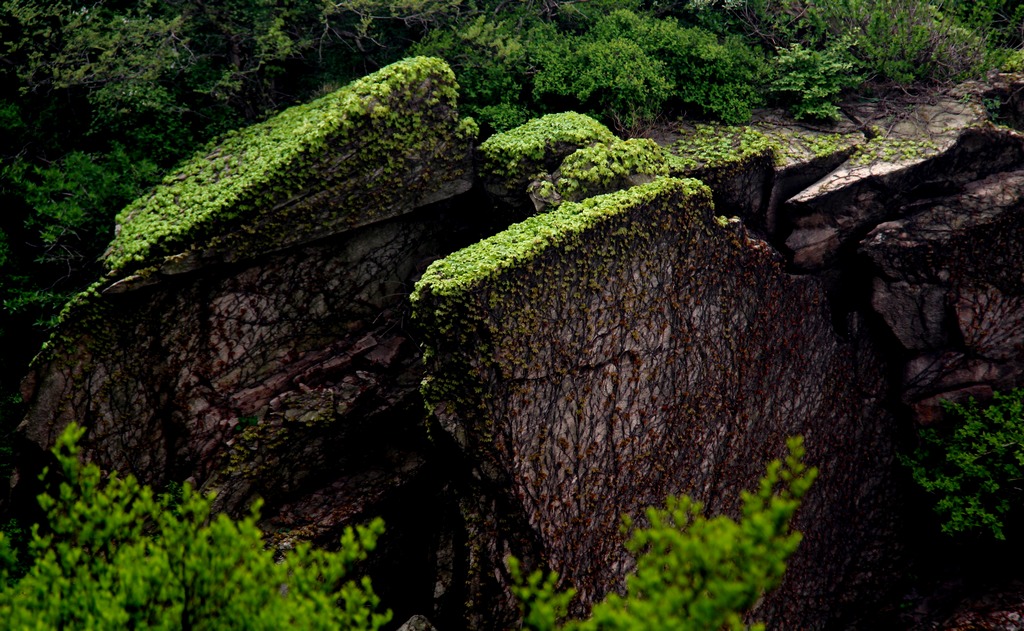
[
  {"left": 761, "top": 77, "right": 1024, "bottom": 427},
  {"left": 413, "top": 177, "right": 898, "bottom": 628},
  {"left": 16, "top": 56, "right": 1024, "bottom": 630},
  {"left": 17, "top": 56, "right": 476, "bottom": 577},
  {"left": 861, "top": 167, "right": 1024, "bottom": 423}
]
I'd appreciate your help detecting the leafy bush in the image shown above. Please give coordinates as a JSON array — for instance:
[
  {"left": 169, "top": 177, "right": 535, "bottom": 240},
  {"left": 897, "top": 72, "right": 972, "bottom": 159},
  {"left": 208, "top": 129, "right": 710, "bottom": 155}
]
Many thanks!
[
  {"left": 902, "top": 388, "right": 1024, "bottom": 540},
  {"left": 771, "top": 39, "right": 861, "bottom": 120},
  {"left": 531, "top": 10, "right": 765, "bottom": 127},
  {"left": 808, "top": 0, "right": 987, "bottom": 83},
  {"left": 533, "top": 35, "right": 673, "bottom": 129},
  {"left": 510, "top": 436, "right": 817, "bottom": 630},
  {"left": 0, "top": 424, "right": 391, "bottom": 629},
  {"left": 411, "top": 16, "right": 534, "bottom": 133}
]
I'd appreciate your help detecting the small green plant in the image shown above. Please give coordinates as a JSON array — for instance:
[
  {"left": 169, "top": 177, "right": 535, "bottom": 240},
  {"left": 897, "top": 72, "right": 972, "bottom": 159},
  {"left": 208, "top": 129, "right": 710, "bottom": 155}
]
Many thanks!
[
  {"left": 902, "top": 388, "right": 1024, "bottom": 540},
  {"left": 510, "top": 436, "right": 817, "bottom": 630},
  {"left": 771, "top": 40, "right": 861, "bottom": 121},
  {"left": 0, "top": 423, "right": 391, "bottom": 628}
]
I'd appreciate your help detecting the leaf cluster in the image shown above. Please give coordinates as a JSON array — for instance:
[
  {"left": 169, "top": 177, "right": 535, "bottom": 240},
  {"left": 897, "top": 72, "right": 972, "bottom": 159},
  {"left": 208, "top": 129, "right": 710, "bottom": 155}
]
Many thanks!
[
  {"left": 0, "top": 423, "right": 391, "bottom": 629},
  {"left": 902, "top": 388, "right": 1024, "bottom": 540}
]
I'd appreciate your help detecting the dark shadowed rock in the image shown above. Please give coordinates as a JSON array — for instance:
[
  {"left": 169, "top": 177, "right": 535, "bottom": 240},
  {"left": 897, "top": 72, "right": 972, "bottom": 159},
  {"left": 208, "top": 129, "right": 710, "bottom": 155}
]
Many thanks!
[
  {"left": 861, "top": 167, "right": 1024, "bottom": 424},
  {"left": 17, "top": 58, "right": 476, "bottom": 570},
  {"left": 414, "top": 178, "right": 901, "bottom": 629}
]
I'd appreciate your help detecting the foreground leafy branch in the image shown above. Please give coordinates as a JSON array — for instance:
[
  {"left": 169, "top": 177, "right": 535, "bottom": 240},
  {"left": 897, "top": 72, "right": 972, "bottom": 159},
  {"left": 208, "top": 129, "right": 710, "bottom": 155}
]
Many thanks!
[
  {"left": 0, "top": 423, "right": 391, "bottom": 629},
  {"left": 903, "top": 387, "right": 1024, "bottom": 540},
  {"left": 510, "top": 436, "right": 817, "bottom": 631}
]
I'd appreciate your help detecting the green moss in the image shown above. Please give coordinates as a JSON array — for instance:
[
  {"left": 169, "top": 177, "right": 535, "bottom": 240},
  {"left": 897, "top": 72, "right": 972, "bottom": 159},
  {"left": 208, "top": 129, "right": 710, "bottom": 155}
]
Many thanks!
[
  {"left": 753, "top": 129, "right": 862, "bottom": 167},
  {"left": 555, "top": 139, "right": 668, "bottom": 199},
  {"left": 105, "top": 56, "right": 470, "bottom": 276},
  {"left": 668, "top": 124, "right": 775, "bottom": 171},
  {"left": 848, "top": 133, "right": 940, "bottom": 166},
  {"left": 478, "top": 112, "right": 616, "bottom": 184},
  {"left": 414, "top": 177, "right": 707, "bottom": 299}
]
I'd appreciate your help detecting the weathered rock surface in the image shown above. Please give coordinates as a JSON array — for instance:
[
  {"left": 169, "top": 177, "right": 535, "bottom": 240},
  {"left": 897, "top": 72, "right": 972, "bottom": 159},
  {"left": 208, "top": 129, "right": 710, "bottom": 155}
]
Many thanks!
[
  {"left": 414, "top": 178, "right": 900, "bottom": 629},
  {"left": 16, "top": 59, "right": 479, "bottom": 621},
  {"left": 861, "top": 167, "right": 1024, "bottom": 422}
]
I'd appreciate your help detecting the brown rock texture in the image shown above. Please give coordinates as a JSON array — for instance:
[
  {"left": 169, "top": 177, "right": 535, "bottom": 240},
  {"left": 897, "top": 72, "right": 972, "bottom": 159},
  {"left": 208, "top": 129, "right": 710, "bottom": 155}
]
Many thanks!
[
  {"left": 17, "top": 58, "right": 476, "bottom": 548},
  {"left": 414, "top": 177, "right": 900, "bottom": 629}
]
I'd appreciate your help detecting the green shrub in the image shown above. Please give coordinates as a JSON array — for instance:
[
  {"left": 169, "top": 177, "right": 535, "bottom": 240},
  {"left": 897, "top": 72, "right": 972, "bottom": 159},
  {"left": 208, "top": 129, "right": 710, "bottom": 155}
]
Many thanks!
[
  {"left": 771, "top": 39, "right": 862, "bottom": 120},
  {"left": 809, "top": 0, "right": 987, "bottom": 83},
  {"left": 532, "top": 32, "right": 673, "bottom": 128},
  {"left": 511, "top": 436, "right": 817, "bottom": 631},
  {"left": 411, "top": 16, "right": 534, "bottom": 133},
  {"left": 0, "top": 423, "right": 391, "bottom": 629},
  {"left": 532, "top": 10, "right": 765, "bottom": 127},
  {"left": 902, "top": 388, "right": 1024, "bottom": 540}
]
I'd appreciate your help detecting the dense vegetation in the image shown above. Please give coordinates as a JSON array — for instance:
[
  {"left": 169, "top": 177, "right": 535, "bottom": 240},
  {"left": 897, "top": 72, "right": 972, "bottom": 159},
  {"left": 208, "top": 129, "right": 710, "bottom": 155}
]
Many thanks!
[
  {"left": 0, "top": 425, "right": 813, "bottom": 627},
  {"left": 903, "top": 388, "right": 1024, "bottom": 541},
  {"left": 0, "top": 424, "right": 392, "bottom": 629}
]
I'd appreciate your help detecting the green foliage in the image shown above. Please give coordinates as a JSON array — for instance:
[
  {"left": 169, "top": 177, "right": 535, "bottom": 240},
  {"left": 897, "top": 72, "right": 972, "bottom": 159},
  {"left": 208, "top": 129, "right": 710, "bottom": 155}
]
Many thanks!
[
  {"left": 411, "top": 16, "right": 533, "bottom": 132},
  {"left": 669, "top": 124, "right": 776, "bottom": 171},
  {"left": 0, "top": 423, "right": 391, "bottom": 629},
  {"left": 533, "top": 10, "right": 766, "bottom": 126},
  {"left": 6, "top": 145, "right": 160, "bottom": 269},
  {"left": 903, "top": 388, "right": 1024, "bottom": 540},
  {"left": 771, "top": 39, "right": 861, "bottom": 120},
  {"left": 414, "top": 177, "right": 707, "bottom": 298},
  {"left": 512, "top": 436, "right": 817, "bottom": 630},
  {"left": 532, "top": 27, "right": 674, "bottom": 128},
  {"left": 805, "top": 1, "right": 987, "bottom": 84},
  {"left": 537, "top": 139, "right": 669, "bottom": 206},
  {"left": 1000, "top": 48, "right": 1024, "bottom": 72}
]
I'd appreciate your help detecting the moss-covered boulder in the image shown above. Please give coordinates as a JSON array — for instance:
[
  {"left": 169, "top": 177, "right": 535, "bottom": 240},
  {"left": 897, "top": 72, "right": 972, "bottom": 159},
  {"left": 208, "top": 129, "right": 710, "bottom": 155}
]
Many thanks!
[
  {"left": 477, "top": 112, "right": 616, "bottom": 213},
  {"left": 527, "top": 138, "right": 669, "bottom": 212},
  {"left": 103, "top": 56, "right": 476, "bottom": 285},
  {"left": 664, "top": 124, "right": 777, "bottom": 232},
  {"left": 412, "top": 177, "right": 899, "bottom": 629},
  {"left": 17, "top": 57, "right": 480, "bottom": 575}
]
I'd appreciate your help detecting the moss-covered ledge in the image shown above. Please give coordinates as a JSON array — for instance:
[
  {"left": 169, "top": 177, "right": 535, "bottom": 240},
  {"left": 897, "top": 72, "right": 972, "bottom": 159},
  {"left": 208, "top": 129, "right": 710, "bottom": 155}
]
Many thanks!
[
  {"left": 477, "top": 112, "right": 617, "bottom": 212},
  {"left": 104, "top": 56, "right": 476, "bottom": 281}
]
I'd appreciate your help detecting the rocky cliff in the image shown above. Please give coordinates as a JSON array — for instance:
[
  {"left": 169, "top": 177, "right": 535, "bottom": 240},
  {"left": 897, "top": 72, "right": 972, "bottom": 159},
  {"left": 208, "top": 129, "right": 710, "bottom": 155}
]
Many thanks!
[{"left": 14, "top": 57, "right": 1024, "bottom": 628}]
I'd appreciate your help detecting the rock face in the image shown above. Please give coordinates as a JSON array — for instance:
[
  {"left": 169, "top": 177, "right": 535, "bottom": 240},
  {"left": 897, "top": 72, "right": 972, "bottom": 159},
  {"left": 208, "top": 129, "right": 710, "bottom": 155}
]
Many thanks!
[
  {"left": 862, "top": 168, "right": 1024, "bottom": 423},
  {"left": 16, "top": 58, "right": 1024, "bottom": 630},
  {"left": 413, "top": 178, "right": 899, "bottom": 628},
  {"left": 16, "top": 58, "right": 477, "bottom": 619},
  {"left": 766, "top": 80, "right": 1024, "bottom": 427}
]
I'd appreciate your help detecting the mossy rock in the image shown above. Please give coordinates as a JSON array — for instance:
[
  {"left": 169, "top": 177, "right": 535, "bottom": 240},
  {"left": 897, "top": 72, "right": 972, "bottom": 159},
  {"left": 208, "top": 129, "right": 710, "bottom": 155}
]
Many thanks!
[
  {"left": 478, "top": 112, "right": 617, "bottom": 212},
  {"left": 665, "top": 124, "right": 776, "bottom": 230},
  {"left": 104, "top": 56, "right": 476, "bottom": 280},
  {"left": 528, "top": 138, "right": 670, "bottom": 212}
]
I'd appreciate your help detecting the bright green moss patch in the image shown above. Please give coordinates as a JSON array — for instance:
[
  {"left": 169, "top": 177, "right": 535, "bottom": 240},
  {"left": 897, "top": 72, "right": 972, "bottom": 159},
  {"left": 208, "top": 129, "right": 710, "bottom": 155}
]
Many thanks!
[
  {"left": 757, "top": 129, "right": 862, "bottom": 167},
  {"left": 849, "top": 132, "right": 941, "bottom": 166},
  {"left": 478, "top": 112, "right": 616, "bottom": 184},
  {"left": 556, "top": 139, "right": 668, "bottom": 199},
  {"left": 414, "top": 177, "right": 706, "bottom": 299},
  {"left": 105, "top": 56, "right": 470, "bottom": 275},
  {"left": 668, "top": 124, "right": 775, "bottom": 171}
]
